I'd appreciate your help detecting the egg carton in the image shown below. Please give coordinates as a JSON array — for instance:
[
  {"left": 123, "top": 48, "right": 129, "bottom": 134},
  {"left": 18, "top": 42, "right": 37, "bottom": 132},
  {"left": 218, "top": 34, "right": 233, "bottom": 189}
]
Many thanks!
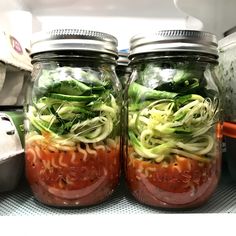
[{"left": 0, "top": 31, "right": 32, "bottom": 106}]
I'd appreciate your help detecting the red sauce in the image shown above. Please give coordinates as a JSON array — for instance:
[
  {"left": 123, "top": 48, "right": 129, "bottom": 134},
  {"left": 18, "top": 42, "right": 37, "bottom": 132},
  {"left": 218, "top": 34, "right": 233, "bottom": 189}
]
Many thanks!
[
  {"left": 126, "top": 150, "right": 221, "bottom": 208},
  {"left": 26, "top": 141, "right": 120, "bottom": 207}
]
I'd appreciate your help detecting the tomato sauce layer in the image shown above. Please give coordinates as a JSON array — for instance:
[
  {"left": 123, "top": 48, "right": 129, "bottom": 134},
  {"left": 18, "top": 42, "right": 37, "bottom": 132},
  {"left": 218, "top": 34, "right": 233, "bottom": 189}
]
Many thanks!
[
  {"left": 126, "top": 153, "right": 220, "bottom": 208},
  {"left": 26, "top": 142, "right": 120, "bottom": 207}
]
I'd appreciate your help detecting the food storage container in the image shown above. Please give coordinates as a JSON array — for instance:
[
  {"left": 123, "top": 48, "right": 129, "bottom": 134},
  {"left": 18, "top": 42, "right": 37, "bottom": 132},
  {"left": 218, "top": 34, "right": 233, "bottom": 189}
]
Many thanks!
[
  {"left": 116, "top": 50, "right": 131, "bottom": 161},
  {"left": 25, "top": 29, "right": 121, "bottom": 207},
  {"left": 223, "top": 26, "right": 236, "bottom": 37},
  {"left": 219, "top": 32, "right": 236, "bottom": 122},
  {"left": 222, "top": 122, "right": 236, "bottom": 180},
  {"left": 125, "top": 30, "right": 222, "bottom": 209},
  {"left": 219, "top": 33, "right": 236, "bottom": 181},
  {"left": 0, "top": 107, "right": 24, "bottom": 192},
  {"left": 116, "top": 50, "right": 131, "bottom": 88}
]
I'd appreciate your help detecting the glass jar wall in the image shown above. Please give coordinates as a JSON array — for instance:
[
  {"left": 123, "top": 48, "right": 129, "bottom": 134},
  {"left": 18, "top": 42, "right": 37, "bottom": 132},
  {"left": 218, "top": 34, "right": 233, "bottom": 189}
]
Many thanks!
[
  {"left": 25, "top": 29, "right": 121, "bottom": 207},
  {"left": 219, "top": 32, "right": 236, "bottom": 181},
  {"left": 116, "top": 50, "right": 131, "bottom": 162},
  {"left": 116, "top": 50, "right": 131, "bottom": 88},
  {"left": 219, "top": 32, "right": 236, "bottom": 122},
  {"left": 125, "top": 30, "right": 222, "bottom": 209}
]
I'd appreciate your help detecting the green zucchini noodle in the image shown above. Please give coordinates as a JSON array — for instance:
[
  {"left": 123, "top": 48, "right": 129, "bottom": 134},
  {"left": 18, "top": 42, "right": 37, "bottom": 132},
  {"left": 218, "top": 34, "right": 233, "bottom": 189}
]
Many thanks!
[
  {"left": 27, "top": 92, "right": 119, "bottom": 145},
  {"left": 128, "top": 94, "right": 219, "bottom": 163},
  {"left": 70, "top": 114, "right": 113, "bottom": 143}
]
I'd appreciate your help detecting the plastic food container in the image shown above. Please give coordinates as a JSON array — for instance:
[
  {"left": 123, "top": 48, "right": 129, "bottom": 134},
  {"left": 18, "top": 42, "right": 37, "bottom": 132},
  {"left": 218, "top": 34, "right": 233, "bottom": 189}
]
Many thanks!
[
  {"left": 0, "top": 108, "right": 24, "bottom": 192},
  {"left": 219, "top": 34, "right": 236, "bottom": 181},
  {"left": 25, "top": 29, "right": 121, "bottom": 207},
  {"left": 125, "top": 30, "right": 222, "bottom": 209},
  {"left": 222, "top": 122, "right": 236, "bottom": 180},
  {"left": 219, "top": 32, "right": 236, "bottom": 122}
]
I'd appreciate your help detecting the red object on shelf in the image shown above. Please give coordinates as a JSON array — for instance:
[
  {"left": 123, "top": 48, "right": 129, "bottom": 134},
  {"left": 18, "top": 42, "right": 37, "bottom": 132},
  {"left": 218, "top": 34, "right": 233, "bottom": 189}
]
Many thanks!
[{"left": 223, "top": 122, "right": 236, "bottom": 138}]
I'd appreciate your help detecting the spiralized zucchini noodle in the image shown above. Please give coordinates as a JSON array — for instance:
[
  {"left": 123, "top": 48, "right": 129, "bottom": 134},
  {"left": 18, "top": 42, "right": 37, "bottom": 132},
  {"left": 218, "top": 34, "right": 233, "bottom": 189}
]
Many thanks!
[
  {"left": 26, "top": 66, "right": 120, "bottom": 151},
  {"left": 128, "top": 93, "right": 219, "bottom": 163}
]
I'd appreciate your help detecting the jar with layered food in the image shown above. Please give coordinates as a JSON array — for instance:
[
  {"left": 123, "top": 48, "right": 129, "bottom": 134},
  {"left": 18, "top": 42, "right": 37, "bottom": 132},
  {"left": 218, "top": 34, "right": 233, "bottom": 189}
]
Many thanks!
[
  {"left": 25, "top": 29, "right": 121, "bottom": 207},
  {"left": 219, "top": 32, "right": 236, "bottom": 181},
  {"left": 116, "top": 50, "right": 131, "bottom": 88},
  {"left": 116, "top": 50, "right": 131, "bottom": 161},
  {"left": 125, "top": 30, "right": 222, "bottom": 209}
]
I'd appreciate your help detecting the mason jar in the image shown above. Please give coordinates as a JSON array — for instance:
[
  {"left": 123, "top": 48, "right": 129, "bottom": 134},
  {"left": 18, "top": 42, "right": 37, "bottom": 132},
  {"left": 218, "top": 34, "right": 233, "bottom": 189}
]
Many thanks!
[
  {"left": 116, "top": 50, "right": 131, "bottom": 88},
  {"left": 116, "top": 50, "right": 131, "bottom": 163},
  {"left": 25, "top": 29, "right": 121, "bottom": 207},
  {"left": 125, "top": 30, "right": 222, "bottom": 209},
  {"left": 219, "top": 32, "right": 236, "bottom": 181},
  {"left": 219, "top": 32, "right": 236, "bottom": 122}
]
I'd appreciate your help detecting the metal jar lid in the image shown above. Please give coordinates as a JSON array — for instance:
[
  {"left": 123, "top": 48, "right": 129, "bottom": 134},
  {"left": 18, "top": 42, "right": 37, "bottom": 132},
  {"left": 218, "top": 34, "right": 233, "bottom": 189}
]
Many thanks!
[
  {"left": 129, "top": 30, "right": 218, "bottom": 57},
  {"left": 117, "top": 50, "right": 129, "bottom": 66},
  {"left": 30, "top": 29, "right": 118, "bottom": 57}
]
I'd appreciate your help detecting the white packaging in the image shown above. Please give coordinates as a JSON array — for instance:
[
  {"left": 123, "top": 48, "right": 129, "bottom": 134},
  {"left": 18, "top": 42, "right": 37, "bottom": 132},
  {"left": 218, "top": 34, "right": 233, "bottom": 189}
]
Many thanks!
[{"left": 0, "top": 30, "right": 32, "bottom": 106}]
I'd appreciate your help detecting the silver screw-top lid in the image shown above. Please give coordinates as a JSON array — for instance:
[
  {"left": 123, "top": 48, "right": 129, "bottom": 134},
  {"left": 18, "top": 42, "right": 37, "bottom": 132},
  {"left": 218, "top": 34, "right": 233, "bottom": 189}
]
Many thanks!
[
  {"left": 129, "top": 30, "right": 218, "bottom": 57},
  {"left": 30, "top": 29, "right": 118, "bottom": 57}
]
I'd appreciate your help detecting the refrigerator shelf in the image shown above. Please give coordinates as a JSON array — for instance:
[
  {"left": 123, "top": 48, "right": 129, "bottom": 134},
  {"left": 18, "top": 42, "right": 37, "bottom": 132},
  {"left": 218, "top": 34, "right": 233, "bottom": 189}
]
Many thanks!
[{"left": 0, "top": 171, "right": 236, "bottom": 215}]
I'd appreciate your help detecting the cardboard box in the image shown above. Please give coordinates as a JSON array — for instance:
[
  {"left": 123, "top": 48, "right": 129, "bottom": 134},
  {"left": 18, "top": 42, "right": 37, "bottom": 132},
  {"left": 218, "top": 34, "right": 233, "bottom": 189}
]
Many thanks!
[{"left": 0, "top": 31, "right": 32, "bottom": 106}]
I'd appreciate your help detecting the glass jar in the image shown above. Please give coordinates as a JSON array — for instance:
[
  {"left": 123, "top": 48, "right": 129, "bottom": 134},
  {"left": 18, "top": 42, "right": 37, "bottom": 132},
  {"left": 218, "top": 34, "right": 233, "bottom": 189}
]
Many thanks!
[
  {"left": 116, "top": 50, "right": 131, "bottom": 162},
  {"left": 219, "top": 32, "right": 236, "bottom": 122},
  {"left": 25, "top": 29, "right": 121, "bottom": 207},
  {"left": 116, "top": 50, "right": 131, "bottom": 88},
  {"left": 125, "top": 30, "right": 222, "bottom": 209},
  {"left": 219, "top": 32, "right": 236, "bottom": 181}
]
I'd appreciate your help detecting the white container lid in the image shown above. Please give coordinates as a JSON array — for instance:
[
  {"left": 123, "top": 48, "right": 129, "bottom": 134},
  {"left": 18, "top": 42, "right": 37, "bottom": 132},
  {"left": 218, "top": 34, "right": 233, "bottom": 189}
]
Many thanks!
[{"left": 219, "top": 32, "right": 236, "bottom": 51}]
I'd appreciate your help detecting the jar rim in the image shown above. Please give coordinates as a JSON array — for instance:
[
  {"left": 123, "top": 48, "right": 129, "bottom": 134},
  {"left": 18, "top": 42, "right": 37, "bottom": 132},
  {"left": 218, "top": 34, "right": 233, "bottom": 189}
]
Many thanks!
[
  {"left": 30, "top": 29, "right": 118, "bottom": 58},
  {"left": 129, "top": 30, "right": 218, "bottom": 57},
  {"left": 128, "top": 51, "right": 218, "bottom": 65}
]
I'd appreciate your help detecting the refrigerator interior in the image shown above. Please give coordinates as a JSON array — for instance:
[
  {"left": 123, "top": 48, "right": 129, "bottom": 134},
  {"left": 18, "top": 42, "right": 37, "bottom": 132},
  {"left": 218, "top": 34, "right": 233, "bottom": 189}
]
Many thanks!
[
  {"left": 1, "top": 0, "right": 236, "bottom": 49},
  {"left": 0, "top": 0, "right": 236, "bottom": 218}
]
